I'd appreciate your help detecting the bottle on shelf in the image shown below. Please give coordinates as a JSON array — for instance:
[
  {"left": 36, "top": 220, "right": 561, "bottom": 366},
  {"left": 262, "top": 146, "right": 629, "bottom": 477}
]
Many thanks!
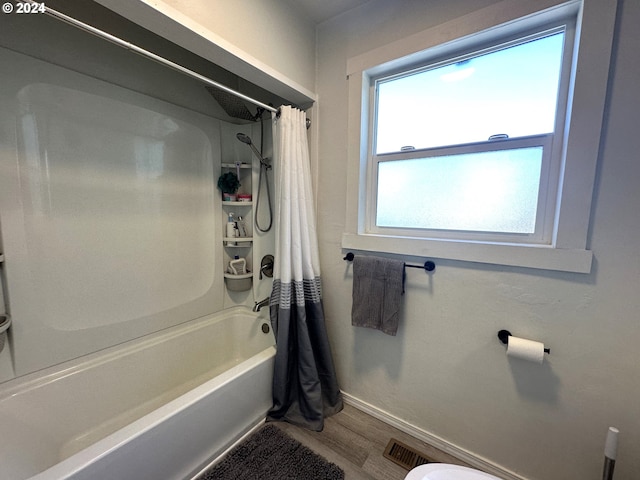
[
  {"left": 226, "top": 212, "right": 236, "bottom": 246},
  {"left": 236, "top": 216, "right": 248, "bottom": 238}
]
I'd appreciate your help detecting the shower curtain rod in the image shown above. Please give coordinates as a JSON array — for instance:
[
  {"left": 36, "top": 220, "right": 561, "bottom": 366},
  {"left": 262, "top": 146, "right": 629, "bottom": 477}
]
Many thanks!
[{"left": 34, "top": 1, "right": 279, "bottom": 116}]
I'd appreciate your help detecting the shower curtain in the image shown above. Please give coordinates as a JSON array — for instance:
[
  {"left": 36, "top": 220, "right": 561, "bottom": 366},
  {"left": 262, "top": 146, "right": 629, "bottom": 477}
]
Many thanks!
[{"left": 267, "top": 105, "right": 343, "bottom": 431}]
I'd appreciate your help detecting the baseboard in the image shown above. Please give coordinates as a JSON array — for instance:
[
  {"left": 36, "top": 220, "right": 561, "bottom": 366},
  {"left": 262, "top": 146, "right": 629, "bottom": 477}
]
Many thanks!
[{"left": 342, "top": 392, "right": 528, "bottom": 480}]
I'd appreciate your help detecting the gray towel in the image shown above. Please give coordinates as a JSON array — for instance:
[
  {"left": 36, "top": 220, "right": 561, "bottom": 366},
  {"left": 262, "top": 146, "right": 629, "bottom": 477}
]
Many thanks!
[{"left": 351, "top": 255, "right": 405, "bottom": 336}]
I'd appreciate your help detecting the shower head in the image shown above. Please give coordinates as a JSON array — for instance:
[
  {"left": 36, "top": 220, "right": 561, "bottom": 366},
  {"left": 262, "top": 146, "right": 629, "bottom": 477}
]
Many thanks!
[
  {"left": 205, "top": 86, "right": 261, "bottom": 122},
  {"left": 236, "top": 133, "right": 270, "bottom": 167},
  {"left": 236, "top": 133, "right": 253, "bottom": 145}
]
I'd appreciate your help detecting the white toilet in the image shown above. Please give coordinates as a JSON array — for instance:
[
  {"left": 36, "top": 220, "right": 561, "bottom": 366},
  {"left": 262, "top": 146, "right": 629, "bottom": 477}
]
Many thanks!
[{"left": 405, "top": 463, "right": 501, "bottom": 480}]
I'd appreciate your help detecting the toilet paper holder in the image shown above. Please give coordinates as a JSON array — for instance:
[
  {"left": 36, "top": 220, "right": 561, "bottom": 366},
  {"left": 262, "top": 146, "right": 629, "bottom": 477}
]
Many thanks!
[{"left": 497, "top": 330, "right": 550, "bottom": 354}]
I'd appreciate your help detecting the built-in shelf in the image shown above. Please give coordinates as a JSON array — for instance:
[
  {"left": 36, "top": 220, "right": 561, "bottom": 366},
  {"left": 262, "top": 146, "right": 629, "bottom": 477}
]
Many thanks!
[
  {"left": 221, "top": 158, "right": 253, "bottom": 295},
  {"left": 223, "top": 237, "right": 253, "bottom": 248},
  {"left": 223, "top": 272, "right": 252, "bottom": 280},
  {"left": 221, "top": 162, "right": 252, "bottom": 169},
  {"left": 223, "top": 272, "right": 252, "bottom": 292}
]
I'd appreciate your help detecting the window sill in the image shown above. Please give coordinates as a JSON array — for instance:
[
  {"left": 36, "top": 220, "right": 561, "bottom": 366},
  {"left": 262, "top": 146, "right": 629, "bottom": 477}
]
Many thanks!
[{"left": 341, "top": 233, "right": 592, "bottom": 273}]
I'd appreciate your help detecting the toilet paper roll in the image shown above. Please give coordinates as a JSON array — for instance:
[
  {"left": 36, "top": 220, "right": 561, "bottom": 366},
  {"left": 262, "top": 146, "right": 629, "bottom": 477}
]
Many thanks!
[{"left": 507, "top": 336, "right": 545, "bottom": 364}]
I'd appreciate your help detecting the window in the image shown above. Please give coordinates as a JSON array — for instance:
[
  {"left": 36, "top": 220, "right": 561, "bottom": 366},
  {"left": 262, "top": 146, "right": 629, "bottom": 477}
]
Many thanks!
[
  {"left": 343, "top": 0, "right": 617, "bottom": 273},
  {"left": 372, "top": 28, "right": 567, "bottom": 244}
]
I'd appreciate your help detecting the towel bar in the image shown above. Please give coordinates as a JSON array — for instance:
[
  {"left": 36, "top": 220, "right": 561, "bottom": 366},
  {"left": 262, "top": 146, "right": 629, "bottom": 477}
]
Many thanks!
[{"left": 343, "top": 252, "right": 435, "bottom": 272}]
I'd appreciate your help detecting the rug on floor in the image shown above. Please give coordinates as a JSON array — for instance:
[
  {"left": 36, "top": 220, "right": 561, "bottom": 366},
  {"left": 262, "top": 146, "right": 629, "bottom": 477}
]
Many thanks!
[{"left": 199, "top": 424, "right": 344, "bottom": 480}]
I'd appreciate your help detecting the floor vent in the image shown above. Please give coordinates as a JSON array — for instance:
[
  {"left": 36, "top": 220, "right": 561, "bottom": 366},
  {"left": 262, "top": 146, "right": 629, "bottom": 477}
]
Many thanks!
[{"left": 383, "top": 438, "right": 433, "bottom": 471}]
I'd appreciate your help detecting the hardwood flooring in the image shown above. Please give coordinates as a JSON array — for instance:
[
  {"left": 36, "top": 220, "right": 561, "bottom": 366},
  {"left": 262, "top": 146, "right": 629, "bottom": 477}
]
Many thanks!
[{"left": 273, "top": 402, "right": 473, "bottom": 480}]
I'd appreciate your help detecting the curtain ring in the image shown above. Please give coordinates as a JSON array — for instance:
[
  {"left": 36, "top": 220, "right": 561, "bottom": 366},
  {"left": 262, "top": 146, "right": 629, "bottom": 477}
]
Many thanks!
[{"left": 274, "top": 107, "right": 311, "bottom": 129}]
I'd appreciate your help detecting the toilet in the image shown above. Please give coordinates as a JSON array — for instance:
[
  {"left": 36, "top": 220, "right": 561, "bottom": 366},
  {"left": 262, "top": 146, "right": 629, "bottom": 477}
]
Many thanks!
[{"left": 405, "top": 463, "right": 501, "bottom": 480}]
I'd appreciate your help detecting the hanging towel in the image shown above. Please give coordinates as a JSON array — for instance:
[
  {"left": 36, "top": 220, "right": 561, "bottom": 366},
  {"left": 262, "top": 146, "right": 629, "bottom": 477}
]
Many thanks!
[{"left": 351, "top": 255, "right": 405, "bottom": 336}]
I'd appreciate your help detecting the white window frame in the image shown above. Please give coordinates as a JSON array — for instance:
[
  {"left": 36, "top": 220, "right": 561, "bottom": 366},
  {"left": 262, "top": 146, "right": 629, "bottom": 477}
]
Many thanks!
[{"left": 342, "top": 0, "right": 617, "bottom": 273}]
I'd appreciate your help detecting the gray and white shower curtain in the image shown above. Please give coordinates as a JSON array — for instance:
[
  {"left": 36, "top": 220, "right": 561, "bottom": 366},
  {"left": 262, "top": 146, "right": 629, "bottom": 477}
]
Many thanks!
[{"left": 267, "top": 105, "right": 343, "bottom": 431}]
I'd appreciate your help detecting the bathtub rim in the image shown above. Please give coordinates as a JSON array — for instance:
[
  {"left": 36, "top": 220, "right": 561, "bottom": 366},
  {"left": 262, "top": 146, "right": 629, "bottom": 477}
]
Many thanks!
[{"left": 0, "top": 305, "right": 268, "bottom": 400}]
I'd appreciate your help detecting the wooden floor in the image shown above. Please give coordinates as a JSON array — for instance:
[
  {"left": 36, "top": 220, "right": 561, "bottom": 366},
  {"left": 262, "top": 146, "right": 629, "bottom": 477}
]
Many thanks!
[{"left": 273, "top": 403, "right": 473, "bottom": 480}]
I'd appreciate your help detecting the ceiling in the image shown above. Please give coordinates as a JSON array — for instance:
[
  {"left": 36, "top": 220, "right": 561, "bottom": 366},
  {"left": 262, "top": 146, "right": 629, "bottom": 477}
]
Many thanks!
[{"left": 284, "top": 0, "right": 372, "bottom": 24}]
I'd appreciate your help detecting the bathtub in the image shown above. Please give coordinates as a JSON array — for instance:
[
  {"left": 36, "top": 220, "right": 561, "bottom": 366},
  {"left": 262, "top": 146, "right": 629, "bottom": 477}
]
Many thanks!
[{"left": 0, "top": 306, "right": 276, "bottom": 480}]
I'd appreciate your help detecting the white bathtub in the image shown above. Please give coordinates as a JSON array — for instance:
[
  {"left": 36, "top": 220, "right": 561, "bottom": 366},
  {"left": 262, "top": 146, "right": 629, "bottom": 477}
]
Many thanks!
[{"left": 0, "top": 306, "right": 276, "bottom": 480}]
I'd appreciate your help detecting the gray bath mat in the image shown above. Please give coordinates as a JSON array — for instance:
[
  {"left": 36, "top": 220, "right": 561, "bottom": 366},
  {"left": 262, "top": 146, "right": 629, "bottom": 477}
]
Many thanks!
[{"left": 199, "top": 424, "right": 344, "bottom": 480}]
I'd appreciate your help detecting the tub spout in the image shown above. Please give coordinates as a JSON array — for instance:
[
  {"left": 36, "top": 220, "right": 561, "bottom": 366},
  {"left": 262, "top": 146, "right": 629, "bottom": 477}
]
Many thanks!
[{"left": 253, "top": 297, "right": 270, "bottom": 312}]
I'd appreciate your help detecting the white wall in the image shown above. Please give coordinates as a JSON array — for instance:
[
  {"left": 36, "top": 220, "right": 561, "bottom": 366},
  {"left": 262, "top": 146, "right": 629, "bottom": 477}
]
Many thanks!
[
  {"left": 158, "top": 0, "right": 316, "bottom": 91},
  {"left": 316, "top": 0, "right": 640, "bottom": 479}
]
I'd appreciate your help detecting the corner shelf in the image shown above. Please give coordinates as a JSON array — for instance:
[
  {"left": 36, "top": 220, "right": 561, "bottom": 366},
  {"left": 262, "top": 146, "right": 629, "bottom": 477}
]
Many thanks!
[
  {"left": 221, "top": 158, "right": 253, "bottom": 296},
  {"left": 223, "top": 272, "right": 252, "bottom": 280},
  {"left": 223, "top": 237, "right": 253, "bottom": 247},
  {"left": 221, "top": 162, "right": 251, "bottom": 169}
]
